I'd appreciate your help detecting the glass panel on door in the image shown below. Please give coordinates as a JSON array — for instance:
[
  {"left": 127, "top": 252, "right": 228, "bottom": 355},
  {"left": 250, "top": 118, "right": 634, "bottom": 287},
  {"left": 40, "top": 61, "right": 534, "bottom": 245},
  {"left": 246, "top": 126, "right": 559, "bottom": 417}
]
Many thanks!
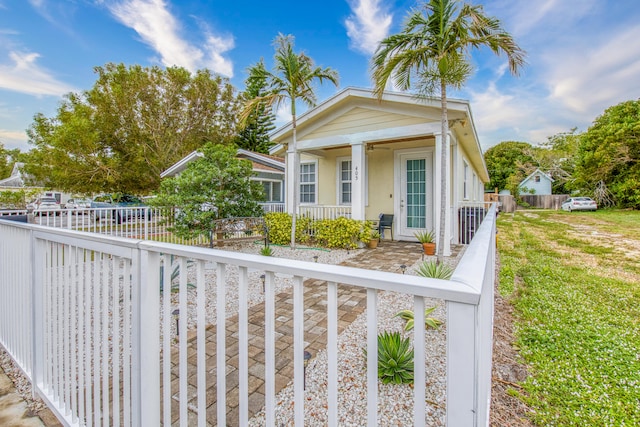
[{"left": 406, "top": 159, "right": 426, "bottom": 229}]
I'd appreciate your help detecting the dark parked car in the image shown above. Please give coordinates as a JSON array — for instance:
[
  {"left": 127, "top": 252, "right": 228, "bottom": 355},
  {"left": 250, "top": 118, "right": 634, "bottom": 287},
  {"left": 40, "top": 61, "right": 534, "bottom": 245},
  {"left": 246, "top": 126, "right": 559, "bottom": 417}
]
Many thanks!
[{"left": 91, "top": 194, "right": 148, "bottom": 223}]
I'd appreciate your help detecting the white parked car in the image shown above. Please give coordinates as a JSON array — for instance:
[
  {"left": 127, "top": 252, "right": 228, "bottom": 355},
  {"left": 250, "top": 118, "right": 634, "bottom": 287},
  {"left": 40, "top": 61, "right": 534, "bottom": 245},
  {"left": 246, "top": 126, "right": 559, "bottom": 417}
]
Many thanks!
[
  {"left": 65, "top": 198, "right": 92, "bottom": 209},
  {"left": 561, "top": 197, "right": 597, "bottom": 212},
  {"left": 32, "top": 197, "right": 62, "bottom": 216}
]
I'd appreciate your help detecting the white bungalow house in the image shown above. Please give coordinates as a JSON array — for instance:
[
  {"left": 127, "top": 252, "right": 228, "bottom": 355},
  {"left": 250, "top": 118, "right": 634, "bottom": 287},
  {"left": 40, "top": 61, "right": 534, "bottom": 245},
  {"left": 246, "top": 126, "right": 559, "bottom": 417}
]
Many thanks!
[
  {"left": 161, "top": 148, "right": 285, "bottom": 207},
  {"left": 269, "top": 87, "right": 488, "bottom": 256},
  {"left": 518, "top": 168, "right": 554, "bottom": 195}
]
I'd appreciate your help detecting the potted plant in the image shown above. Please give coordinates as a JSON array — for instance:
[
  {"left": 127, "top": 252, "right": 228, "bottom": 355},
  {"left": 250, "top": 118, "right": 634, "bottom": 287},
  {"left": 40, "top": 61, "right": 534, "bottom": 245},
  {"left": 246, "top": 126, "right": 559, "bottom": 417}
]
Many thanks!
[
  {"left": 368, "top": 230, "right": 381, "bottom": 248},
  {"left": 414, "top": 230, "right": 436, "bottom": 255}
]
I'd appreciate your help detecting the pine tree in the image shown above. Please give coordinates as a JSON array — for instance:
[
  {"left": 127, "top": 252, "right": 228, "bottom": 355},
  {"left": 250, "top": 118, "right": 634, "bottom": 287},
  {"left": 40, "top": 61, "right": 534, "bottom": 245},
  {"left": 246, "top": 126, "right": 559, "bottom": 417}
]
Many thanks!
[{"left": 236, "top": 60, "right": 276, "bottom": 153}]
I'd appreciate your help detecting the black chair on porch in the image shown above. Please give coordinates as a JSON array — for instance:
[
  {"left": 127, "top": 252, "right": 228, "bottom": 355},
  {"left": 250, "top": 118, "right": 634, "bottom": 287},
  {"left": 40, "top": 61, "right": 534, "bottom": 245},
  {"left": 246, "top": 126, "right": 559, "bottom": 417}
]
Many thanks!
[{"left": 378, "top": 213, "right": 394, "bottom": 241}]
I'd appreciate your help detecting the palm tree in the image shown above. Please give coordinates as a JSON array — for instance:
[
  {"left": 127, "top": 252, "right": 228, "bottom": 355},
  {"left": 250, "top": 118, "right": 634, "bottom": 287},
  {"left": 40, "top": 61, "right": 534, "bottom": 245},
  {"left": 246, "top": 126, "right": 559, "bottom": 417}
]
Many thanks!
[
  {"left": 241, "top": 34, "right": 339, "bottom": 248},
  {"left": 371, "top": 0, "right": 525, "bottom": 263}
]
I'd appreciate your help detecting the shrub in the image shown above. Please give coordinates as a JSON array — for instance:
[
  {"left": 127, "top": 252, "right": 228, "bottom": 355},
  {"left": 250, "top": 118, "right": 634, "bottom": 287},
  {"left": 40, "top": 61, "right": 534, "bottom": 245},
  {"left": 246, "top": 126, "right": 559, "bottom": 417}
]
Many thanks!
[
  {"left": 414, "top": 229, "right": 435, "bottom": 243},
  {"left": 395, "top": 307, "right": 443, "bottom": 331},
  {"left": 260, "top": 246, "right": 273, "bottom": 256},
  {"left": 416, "top": 260, "right": 454, "bottom": 280},
  {"left": 264, "top": 212, "right": 311, "bottom": 245},
  {"left": 0, "top": 189, "right": 33, "bottom": 209},
  {"left": 366, "top": 331, "right": 414, "bottom": 385},
  {"left": 314, "top": 217, "right": 372, "bottom": 248}
]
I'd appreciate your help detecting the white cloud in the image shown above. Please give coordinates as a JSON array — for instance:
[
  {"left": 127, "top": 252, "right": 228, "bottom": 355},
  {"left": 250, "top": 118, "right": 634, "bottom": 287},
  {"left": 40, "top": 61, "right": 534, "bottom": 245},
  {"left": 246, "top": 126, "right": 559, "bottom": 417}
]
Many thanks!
[
  {"left": 489, "top": 0, "right": 598, "bottom": 39},
  {"left": 28, "top": 0, "right": 78, "bottom": 37},
  {"left": 106, "top": 0, "right": 234, "bottom": 76},
  {"left": 469, "top": 83, "right": 529, "bottom": 130},
  {"left": 545, "top": 25, "right": 640, "bottom": 116},
  {"left": 274, "top": 101, "right": 292, "bottom": 127},
  {"left": 345, "top": 0, "right": 392, "bottom": 55},
  {"left": 0, "top": 51, "right": 76, "bottom": 96},
  {"left": 0, "top": 128, "right": 29, "bottom": 151}
]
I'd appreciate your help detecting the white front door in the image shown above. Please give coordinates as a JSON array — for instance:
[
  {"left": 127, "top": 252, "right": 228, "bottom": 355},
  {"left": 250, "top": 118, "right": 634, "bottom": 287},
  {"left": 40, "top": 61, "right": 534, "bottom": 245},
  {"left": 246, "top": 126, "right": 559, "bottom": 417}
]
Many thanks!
[{"left": 395, "top": 150, "right": 433, "bottom": 240}]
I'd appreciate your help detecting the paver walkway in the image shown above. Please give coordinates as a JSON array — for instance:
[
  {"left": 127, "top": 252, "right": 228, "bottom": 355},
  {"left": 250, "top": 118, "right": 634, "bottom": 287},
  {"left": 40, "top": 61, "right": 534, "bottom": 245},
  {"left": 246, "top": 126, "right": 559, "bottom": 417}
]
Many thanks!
[
  {"left": 4, "top": 241, "right": 448, "bottom": 426},
  {"left": 172, "top": 241, "right": 428, "bottom": 426}
]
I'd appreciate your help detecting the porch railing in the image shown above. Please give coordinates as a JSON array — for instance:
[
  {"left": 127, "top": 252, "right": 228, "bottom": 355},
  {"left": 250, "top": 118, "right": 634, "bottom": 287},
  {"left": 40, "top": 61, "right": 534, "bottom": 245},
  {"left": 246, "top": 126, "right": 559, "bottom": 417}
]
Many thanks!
[
  {"left": 260, "top": 202, "right": 286, "bottom": 213},
  {"left": 456, "top": 201, "right": 492, "bottom": 245},
  {"left": 0, "top": 204, "right": 496, "bottom": 426}
]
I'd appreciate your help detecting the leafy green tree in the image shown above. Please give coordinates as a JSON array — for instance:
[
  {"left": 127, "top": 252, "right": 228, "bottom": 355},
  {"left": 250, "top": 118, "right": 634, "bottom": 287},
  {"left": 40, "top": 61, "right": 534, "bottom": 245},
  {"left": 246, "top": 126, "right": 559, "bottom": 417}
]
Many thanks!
[
  {"left": 236, "top": 60, "right": 276, "bottom": 154},
  {"left": 25, "top": 63, "right": 240, "bottom": 194},
  {"left": 484, "top": 141, "right": 536, "bottom": 193},
  {"left": 538, "top": 128, "right": 581, "bottom": 194},
  {"left": 574, "top": 100, "right": 640, "bottom": 208},
  {"left": 151, "top": 143, "right": 265, "bottom": 244},
  {"left": 371, "top": 0, "right": 525, "bottom": 262},
  {"left": 241, "top": 34, "right": 339, "bottom": 248}
]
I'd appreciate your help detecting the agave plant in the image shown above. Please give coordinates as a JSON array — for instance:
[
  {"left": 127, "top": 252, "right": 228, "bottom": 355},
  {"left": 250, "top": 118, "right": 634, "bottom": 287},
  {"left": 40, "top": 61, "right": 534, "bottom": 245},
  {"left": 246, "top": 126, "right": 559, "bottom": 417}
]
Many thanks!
[
  {"left": 416, "top": 260, "right": 454, "bottom": 280},
  {"left": 368, "top": 331, "right": 414, "bottom": 385},
  {"left": 395, "top": 307, "right": 443, "bottom": 331},
  {"left": 159, "top": 255, "right": 195, "bottom": 293},
  {"left": 260, "top": 246, "right": 273, "bottom": 256}
]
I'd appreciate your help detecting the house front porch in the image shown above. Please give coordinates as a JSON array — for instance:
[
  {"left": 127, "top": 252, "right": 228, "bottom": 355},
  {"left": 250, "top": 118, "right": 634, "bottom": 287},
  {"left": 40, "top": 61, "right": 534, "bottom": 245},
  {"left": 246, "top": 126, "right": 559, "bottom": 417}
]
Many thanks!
[{"left": 269, "top": 88, "right": 489, "bottom": 256}]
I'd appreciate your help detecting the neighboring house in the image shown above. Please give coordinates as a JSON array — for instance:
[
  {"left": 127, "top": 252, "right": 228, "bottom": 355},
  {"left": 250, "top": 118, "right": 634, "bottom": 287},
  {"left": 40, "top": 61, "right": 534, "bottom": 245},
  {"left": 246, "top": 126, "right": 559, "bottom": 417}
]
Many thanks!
[
  {"left": 0, "top": 162, "right": 26, "bottom": 188},
  {"left": 269, "top": 87, "right": 488, "bottom": 256},
  {"left": 161, "top": 149, "right": 285, "bottom": 206},
  {"left": 518, "top": 169, "right": 554, "bottom": 195}
]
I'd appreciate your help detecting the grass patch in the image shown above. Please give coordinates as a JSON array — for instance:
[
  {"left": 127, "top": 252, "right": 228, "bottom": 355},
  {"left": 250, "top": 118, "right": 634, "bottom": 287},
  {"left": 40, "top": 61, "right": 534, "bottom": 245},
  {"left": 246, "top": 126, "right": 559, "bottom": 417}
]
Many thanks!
[{"left": 497, "top": 210, "right": 640, "bottom": 426}]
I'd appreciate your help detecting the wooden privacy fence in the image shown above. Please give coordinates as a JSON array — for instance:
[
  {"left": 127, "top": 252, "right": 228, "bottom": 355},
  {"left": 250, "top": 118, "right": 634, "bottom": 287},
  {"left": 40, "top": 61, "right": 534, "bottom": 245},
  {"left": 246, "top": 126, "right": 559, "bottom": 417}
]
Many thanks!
[{"left": 492, "top": 194, "right": 569, "bottom": 212}]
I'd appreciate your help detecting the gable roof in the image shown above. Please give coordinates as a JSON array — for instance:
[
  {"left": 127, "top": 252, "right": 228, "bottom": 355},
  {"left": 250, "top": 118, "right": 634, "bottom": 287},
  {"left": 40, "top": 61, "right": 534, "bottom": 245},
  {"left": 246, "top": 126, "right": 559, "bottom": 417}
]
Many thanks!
[
  {"left": 160, "top": 149, "right": 284, "bottom": 178},
  {"left": 519, "top": 169, "right": 554, "bottom": 186},
  {"left": 269, "top": 87, "right": 488, "bottom": 181},
  {"left": 0, "top": 162, "right": 25, "bottom": 187}
]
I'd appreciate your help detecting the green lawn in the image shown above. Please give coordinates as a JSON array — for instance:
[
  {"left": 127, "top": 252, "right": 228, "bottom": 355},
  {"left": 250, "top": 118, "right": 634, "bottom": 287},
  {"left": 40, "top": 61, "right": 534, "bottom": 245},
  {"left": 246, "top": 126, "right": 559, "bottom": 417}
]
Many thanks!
[{"left": 497, "top": 209, "right": 640, "bottom": 426}]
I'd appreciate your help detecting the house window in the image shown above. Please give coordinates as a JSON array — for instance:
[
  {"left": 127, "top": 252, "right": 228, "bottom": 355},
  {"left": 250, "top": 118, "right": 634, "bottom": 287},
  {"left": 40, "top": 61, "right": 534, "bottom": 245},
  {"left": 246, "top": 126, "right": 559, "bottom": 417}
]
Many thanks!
[
  {"left": 336, "top": 156, "right": 368, "bottom": 205},
  {"left": 463, "top": 161, "right": 469, "bottom": 200},
  {"left": 300, "top": 162, "right": 316, "bottom": 204},
  {"left": 472, "top": 173, "right": 478, "bottom": 201},
  {"left": 260, "top": 180, "right": 282, "bottom": 202},
  {"left": 534, "top": 175, "right": 541, "bottom": 183},
  {"left": 339, "top": 159, "right": 352, "bottom": 204}
]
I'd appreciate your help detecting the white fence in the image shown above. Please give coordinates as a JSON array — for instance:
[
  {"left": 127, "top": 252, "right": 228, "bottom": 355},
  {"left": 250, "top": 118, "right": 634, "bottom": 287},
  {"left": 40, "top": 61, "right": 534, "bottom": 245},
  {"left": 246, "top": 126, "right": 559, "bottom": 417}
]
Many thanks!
[
  {"left": 0, "top": 205, "right": 497, "bottom": 427},
  {"left": 5, "top": 203, "right": 483, "bottom": 247}
]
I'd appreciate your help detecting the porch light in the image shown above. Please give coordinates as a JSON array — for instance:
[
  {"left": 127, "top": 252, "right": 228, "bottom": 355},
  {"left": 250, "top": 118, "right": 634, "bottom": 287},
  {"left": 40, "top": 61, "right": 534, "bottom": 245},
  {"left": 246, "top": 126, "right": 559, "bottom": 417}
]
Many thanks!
[
  {"left": 260, "top": 274, "right": 266, "bottom": 292},
  {"left": 172, "top": 309, "right": 180, "bottom": 335},
  {"left": 304, "top": 350, "right": 312, "bottom": 390}
]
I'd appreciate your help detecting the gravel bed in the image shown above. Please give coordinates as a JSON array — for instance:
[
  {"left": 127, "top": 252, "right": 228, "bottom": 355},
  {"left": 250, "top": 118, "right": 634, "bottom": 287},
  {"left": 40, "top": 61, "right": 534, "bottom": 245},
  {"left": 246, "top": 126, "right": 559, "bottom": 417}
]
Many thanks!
[
  {"left": 247, "top": 256, "right": 455, "bottom": 426},
  {"left": 0, "top": 346, "right": 48, "bottom": 413},
  {"left": 0, "top": 240, "right": 459, "bottom": 426},
  {"left": 162, "top": 242, "right": 359, "bottom": 338}
]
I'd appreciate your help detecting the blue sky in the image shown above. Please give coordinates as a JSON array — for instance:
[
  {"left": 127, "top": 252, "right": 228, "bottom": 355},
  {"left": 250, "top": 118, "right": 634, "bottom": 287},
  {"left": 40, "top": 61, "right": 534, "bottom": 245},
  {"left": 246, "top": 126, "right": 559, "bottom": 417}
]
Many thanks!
[{"left": 1, "top": 0, "right": 639, "bottom": 153}]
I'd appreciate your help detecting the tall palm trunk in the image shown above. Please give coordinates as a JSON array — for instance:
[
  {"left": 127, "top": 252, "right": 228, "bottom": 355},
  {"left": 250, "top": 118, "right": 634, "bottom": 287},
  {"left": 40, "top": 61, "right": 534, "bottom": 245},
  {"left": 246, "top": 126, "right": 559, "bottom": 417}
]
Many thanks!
[
  {"left": 290, "top": 113, "right": 298, "bottom": 249},
  {"left": 437, "top": 80, "right": 448, "bottom": 263}
]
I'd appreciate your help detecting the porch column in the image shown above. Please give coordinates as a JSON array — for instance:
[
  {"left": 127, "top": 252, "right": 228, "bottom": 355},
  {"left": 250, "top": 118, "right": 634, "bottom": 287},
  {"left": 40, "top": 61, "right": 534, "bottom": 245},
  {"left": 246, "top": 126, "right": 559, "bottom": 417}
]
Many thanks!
[
  {"left": 351, "top": 141, "right": 365, "bottom": 220},
  {"left": 434, "top": 133, "right": 452, "bottom": 256},
  {"left": 286, "top": 146, "right": 296, "bottom": 215}
]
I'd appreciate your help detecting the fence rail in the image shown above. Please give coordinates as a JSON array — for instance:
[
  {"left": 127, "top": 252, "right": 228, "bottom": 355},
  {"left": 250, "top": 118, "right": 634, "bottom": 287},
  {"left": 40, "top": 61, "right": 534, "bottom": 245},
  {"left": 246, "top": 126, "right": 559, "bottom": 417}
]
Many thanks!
[{"left": 0, "top": 205, "right": 496, "bottom": 426}]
